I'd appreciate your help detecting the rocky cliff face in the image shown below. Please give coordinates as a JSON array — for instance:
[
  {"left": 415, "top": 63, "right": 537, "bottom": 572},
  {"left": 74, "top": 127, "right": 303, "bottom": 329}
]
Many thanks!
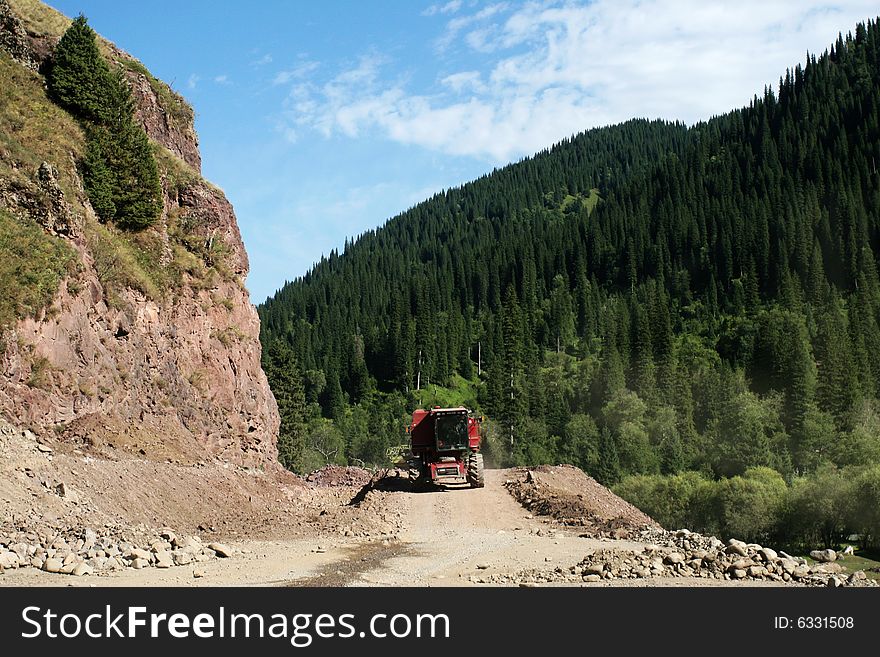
[{"left": 0, "top": 0, "right": 280, "bottom": 468}]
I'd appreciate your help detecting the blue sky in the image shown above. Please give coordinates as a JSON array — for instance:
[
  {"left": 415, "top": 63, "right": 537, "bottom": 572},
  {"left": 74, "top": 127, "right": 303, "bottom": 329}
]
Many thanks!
[{"left": 47, "top": 1, "right": 880, "bottom": 303}]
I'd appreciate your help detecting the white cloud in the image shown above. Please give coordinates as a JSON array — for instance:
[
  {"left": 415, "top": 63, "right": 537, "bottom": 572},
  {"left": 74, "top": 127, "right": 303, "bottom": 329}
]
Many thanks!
[
  {"left": 214, "top": 74, "right": 231, "bottom": 85},
  {"left": 441, "top": 70, "right": 485, "bottom": 93},
  {"left": 435, "top": 2, "right": 510, "bottom": 51},
  {"left": 273, "top": 60, "right": 320, "bottom": 86},
  {"left": 187, "top": 73, "right": 199, "bottom": 90},
  {"left": 423, "top": 0, "right": 463, "bottom": 17},
  {"left": 279, "top": 0, "right": 880, "bottom": 163},
  {"left": 252, "top": 53, "right": 273, "bottom": 66}
]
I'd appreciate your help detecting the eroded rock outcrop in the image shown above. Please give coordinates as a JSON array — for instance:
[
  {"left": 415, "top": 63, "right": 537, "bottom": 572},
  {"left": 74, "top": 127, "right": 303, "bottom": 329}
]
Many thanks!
[{"left": 0, "top": 0, "right": 279, "bottom": 469}]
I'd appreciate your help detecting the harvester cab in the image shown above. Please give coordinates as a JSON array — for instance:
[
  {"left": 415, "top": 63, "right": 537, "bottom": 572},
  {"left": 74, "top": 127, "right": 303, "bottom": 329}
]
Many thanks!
[{"left": 406, "top": 406, "right": 484, "bottom": 488}]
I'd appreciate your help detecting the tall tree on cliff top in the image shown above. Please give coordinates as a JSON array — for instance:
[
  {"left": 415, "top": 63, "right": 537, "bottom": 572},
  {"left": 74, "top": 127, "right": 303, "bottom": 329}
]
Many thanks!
[{"left": 48, "top": 15, "right": 162, "bottom": 230}]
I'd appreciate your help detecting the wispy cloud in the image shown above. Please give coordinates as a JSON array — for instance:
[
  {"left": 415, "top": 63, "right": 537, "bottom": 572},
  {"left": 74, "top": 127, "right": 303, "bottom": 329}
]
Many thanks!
[
  {"left": 422, "top": 0, "right": 463, "bottom": 17},
  {"left": 214, "top": 74, "right": 231, "bottom": 85},
  {"left": 435, "top": 2, "right": 510, "bottom": 51},
  {"left": 277, "top": 0, "right": 880, "bottom": 163},
  {"left": 251, "top": 53, "right": 273, "bottom": 66},
  {"left": 273, "top": 60, "right": 320, "bottom": 86},
  {"left": 187, "top": 73, "right": 199, "bottom": 90}
]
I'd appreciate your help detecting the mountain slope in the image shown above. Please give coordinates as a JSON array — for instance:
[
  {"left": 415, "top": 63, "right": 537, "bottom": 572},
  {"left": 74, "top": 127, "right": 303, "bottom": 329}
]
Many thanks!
[
  {"left": 0, "top": 0, "right": 279, "bottom": 467},
  {"left": 260, "top": 17, "right": 880, "bottom": 483}
]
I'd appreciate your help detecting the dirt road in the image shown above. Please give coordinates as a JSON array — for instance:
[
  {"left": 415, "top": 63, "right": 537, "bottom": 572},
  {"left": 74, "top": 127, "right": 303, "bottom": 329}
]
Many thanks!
[
  {"left": 316, "top": 469, "right": 649, "bottom": 586},
  {"left": 4, "top": 467, "right": 785, "bottom": 587}
]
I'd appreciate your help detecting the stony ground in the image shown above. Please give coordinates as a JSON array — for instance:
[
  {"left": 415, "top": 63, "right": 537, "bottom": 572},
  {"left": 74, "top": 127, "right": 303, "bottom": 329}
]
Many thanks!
[{"left": 0, "top": 420, "right": 875, "bottom": 587}]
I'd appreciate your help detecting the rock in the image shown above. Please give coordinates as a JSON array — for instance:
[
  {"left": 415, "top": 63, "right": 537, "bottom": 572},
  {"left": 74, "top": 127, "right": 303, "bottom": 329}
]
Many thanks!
[
  {"left": 55, "top": 483, "right": 78, "bottom": 501},
  {"left": 827, "top": 576, "right": 842, "bottom": 588},
  {"left": 180, "top": 537, "right": 203, "bottom": 554},
  {"left": 154, "top": 551, "right": 174, "bottom": 568},
  {"left": 780, "top": 558, "right": 798, "bottom": 574},
  {"left": 208, "top": 543, "right": 232, "bottom": 558},
  {"left": 476, "top": 563, "right": 490, "bottom": 570},
  {"left": 193, "top": 569, "right": 205, "bottom": 578},
  {"left": 792, "top": 565, "right": 810, "bottom": 579},
  {"left": 131, "top": 557, "right": 150, "bottom": 570},
  {"left": 732, "top": 569, "right": 747, "bottom": 579},
  {"left": 758, "top": 548, "right": 778, "bottom": 562},
  {"left": 849, "top": 571, "right": 867, "bottom": 582},
  {"left": 726, "top": 544, "right": 748, "bottom": 557},
  {"left": 583, "top": 574, "right": 601, "bottom": 583},
  {"left": 812, "top": 563, "right": 843, "bottom": 574},
  {"left": 730, "top": 559, "right": 752, "bottom": 571},
  {"left": 60, "top": 562, "right": 77, "bottom": 575},
  {"left": 748, "top": 565, "right": 766, "bottom": 578},
  {"left": 43, "top": 558, "right": 63, "bottom": 573},
  {"left": 810, "top": 549, "right": 837, "bottom": 563},
  {"left": 664, "top": 552, "right": 685, "bottom": 565},
  {"left": 127, "top": 548, "right": 152, "bottom": 561},
  {"left": 36, "top": 444, "right": 53, "bottom": 454},
  {"left": 173, "top": 552, "right": 193, "bottom": 566},
  {"left": 72, "top": 563, "right": 92, "bottom": 577},
  {"left": 0, "top": 551, "right": 18, "bottom": 569},
  {"left": 583, "top": 563, "right": 605, "bottom": 576}
]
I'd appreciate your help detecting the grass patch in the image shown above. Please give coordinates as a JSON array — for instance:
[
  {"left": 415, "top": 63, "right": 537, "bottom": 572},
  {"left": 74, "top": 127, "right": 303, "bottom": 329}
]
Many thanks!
[
  {"left": 213, "top": 326, "right": 247, "bottom": 347},
  {"left": 0, "top": 52, "right": 86, "bottom": 208},
  {"left": 833, "top": 549, "right": 880, "bottom": 582},
  {"left": 7, "top": 0, "right": 70, "bottom": 37},
  {"left": 26, "top": 354, "right": 51, "bottom": 389},
  {"left": 85, "top": 217, "right": 166, "bottom": 300},
  {"left": 153, "top": 144, "right": 199, "bottom": 193},
  {"left": 560, "top": 188, "right": 601, "bottom": 214},
  {"left": 0, "top": 208, "right": 75, "bottom": 329},
  {"left": 85, "top": 210, "right": 220, "bottom": 302},
  {"left": 412, "top": 373, "right": 480, "bottom": 410}
]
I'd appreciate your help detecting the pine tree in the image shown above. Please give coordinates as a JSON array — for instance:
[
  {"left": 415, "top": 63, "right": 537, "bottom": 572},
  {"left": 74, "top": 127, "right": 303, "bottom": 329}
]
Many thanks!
[
  {"left": 262, "top": 341, "right": 306, "bottom": 471},
  {"left": 48, "top": 15, "right": 112, "bottom": 123},
  {"left": 595, "top": 427, "right": 621, "bottom": 485},
  {"left": 48, "top": 16, "right": 162, "bottom": 231}
]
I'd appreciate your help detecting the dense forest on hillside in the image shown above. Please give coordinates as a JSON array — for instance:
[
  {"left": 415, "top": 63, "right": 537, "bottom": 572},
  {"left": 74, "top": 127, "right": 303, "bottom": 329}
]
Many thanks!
[{"left": 260, "top": 20, "right": 880, "bottom": 548}]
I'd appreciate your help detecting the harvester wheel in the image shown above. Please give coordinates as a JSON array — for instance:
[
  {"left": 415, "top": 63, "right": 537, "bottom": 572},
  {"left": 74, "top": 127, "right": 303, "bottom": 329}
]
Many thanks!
[{"left": 467, "top": 451, "right": 485, "bottom": 488}]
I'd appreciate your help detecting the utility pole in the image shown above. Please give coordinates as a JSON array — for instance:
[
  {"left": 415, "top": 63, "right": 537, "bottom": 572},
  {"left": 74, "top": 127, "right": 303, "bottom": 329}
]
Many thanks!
[
  {"left": 509, "top": 370, "right": 515, "bottom": 446},
  {"left": 477, "top": 340, "right": 481, "bottom": 376},
  {"left": 416, "top": 349, "right": 422, "bottom": 391}
]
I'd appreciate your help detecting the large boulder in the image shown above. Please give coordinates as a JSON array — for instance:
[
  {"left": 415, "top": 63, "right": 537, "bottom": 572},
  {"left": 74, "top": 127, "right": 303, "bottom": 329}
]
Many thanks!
[{"left": 810, "top": 549, "right": 837, "bottom": 563}]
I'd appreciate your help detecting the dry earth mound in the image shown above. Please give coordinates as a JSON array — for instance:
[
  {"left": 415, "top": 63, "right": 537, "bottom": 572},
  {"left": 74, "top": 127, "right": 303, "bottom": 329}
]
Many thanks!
[
  {"left": 305, "top": 465, "right": 373, "bottom": 488},
  {"left": 504, "top": 464, "right": 658, "bottom": 537}
]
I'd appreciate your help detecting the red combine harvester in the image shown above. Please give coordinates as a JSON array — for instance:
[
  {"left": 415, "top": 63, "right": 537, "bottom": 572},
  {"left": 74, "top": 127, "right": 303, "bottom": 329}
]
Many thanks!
[{"left": 406, "top": 406, "right": 484, "bottom": 488}]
